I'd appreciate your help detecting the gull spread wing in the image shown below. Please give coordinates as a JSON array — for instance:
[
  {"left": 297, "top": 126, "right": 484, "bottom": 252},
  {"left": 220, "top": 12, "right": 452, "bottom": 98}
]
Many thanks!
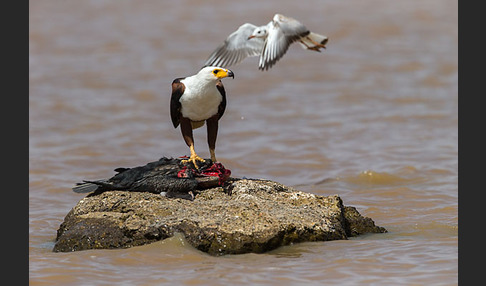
[
  {"left": 258, "top": 14, "right": 310, "bottom": 70},
  {"left": 203, "top": 23, "right": 264, "bottom": 68},
  {"left": 274, "top": 14, "right": 310, "bottom": 40}
]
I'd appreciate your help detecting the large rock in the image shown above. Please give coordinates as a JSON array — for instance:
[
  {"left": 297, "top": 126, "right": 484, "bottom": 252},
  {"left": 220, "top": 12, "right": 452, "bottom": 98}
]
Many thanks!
[{"left": 54, "top": 178, "right": 387, "bottom": 255}]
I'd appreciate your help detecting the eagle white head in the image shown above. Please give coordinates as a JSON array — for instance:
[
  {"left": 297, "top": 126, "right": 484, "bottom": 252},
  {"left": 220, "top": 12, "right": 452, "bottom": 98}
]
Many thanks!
[{"left": 197, "top": 66, "right": 235, "bottom": 81}]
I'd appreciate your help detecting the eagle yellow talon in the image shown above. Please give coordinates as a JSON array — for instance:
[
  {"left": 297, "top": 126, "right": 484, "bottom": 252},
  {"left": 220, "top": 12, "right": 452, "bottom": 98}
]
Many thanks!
[{"left": 182, "top": 154, "right": 205, "bottom": 169}]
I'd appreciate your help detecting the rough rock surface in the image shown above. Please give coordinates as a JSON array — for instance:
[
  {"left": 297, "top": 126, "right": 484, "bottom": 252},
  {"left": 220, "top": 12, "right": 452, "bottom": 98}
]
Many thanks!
[{"left": 54, "top": 179, "right": 387, "bottom": 255}]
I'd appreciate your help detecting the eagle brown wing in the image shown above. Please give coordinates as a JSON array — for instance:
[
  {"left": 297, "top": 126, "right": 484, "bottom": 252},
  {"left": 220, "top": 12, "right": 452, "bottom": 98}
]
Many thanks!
[
  {"left": 215, "top": 80, "right": 227, "bottom": 120},
  {"left": 170, "top": 78, "right": 186, "bottom": 128}
]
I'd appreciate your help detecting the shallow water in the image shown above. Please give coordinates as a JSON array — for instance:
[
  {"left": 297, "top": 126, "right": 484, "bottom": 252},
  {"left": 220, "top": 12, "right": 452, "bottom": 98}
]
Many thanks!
[{"left": 30, "top": 0, "right": 458, "bottom": 285}]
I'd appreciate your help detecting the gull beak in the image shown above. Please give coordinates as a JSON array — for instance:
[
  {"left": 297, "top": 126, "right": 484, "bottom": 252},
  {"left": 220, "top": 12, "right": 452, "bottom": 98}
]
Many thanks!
[{"left": 247, "top": 35, "right": 255, "bottom": 40}]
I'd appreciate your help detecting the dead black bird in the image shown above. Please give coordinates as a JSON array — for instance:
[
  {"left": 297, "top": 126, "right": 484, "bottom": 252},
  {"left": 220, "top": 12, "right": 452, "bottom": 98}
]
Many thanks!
[{"left": 72, "top": 157, "right": 231, "bottom": 200}]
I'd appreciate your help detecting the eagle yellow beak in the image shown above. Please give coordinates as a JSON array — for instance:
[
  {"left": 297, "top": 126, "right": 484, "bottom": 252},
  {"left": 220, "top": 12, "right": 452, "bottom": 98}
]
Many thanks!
[{"left": 218, "top": 69, "right": 234, "bottom": 79}]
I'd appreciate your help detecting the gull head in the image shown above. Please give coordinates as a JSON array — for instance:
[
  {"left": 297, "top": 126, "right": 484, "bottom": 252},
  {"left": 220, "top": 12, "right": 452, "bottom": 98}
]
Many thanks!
[{"left": 248, "top": 27, "right": 268, "bottom": 40}]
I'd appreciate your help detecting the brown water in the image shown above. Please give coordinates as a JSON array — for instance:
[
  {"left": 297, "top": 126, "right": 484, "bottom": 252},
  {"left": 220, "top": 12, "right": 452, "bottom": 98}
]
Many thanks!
[{"left": 29, "top": 0, "right": 458, "bottom": 284}]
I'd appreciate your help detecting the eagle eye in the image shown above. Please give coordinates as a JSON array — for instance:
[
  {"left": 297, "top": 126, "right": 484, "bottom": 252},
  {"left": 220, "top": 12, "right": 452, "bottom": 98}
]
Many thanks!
[{"left": 213, "top": 69, "right": 220, "bottom": 75}]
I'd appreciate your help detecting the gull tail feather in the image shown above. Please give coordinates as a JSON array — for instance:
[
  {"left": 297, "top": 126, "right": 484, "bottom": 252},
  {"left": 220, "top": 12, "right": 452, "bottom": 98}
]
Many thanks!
[{"left": 299, "top": 32, "right": 328, "bottom": 51}]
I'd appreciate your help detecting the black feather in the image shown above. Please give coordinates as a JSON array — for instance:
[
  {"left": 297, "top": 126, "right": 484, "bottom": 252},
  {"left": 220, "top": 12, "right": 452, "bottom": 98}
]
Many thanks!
[{"left": 71, "top": 157, "right": 216, "bottom": 200}]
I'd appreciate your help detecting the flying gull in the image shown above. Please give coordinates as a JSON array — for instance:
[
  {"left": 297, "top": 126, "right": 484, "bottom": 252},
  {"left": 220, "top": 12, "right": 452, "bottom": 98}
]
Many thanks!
[{"left": 203, "top": 13, "right": 328, "bottom": 71}]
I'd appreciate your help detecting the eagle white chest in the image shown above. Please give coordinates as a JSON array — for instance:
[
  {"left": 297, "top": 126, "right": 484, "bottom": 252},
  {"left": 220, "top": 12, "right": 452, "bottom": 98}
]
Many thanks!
[{"left": 179, "top": 77, "right": 222, "bottom": 121}]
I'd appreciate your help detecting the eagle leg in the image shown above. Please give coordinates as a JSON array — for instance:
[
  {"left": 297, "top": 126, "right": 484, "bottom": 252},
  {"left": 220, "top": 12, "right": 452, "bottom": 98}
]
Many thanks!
[
  {"left": 206, "top": 115, "right": 219, "bottom": 163},
  {"left": 180, "top": 117, "right": 205, "bottom": 169}
]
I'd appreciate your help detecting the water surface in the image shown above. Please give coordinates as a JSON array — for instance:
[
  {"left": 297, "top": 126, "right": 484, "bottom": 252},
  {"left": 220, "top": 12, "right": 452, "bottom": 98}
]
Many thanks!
[{"left": 30, "top": 0, "right": 458, "bottom": 284}]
